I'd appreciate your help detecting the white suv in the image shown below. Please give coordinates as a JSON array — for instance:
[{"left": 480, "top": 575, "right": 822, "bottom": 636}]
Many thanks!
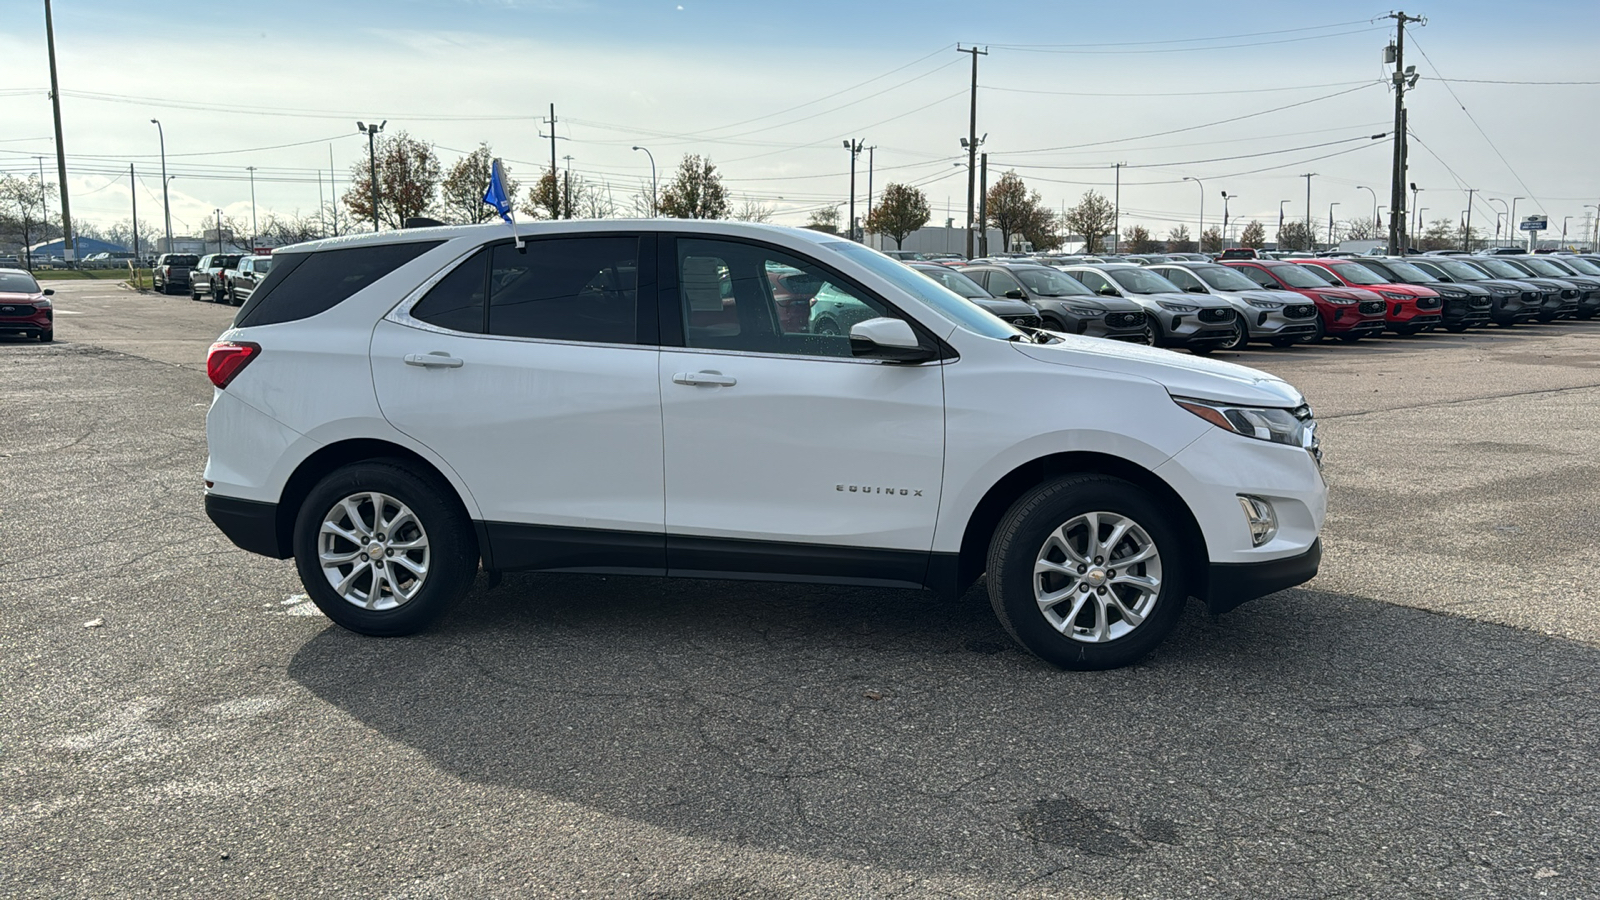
[{"left": 204, "top": 221, "right": 1326, "bottom": 670}]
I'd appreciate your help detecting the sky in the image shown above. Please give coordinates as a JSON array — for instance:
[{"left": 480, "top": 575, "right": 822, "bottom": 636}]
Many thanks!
[{"left": 4, "top": 0, "right": 1599, "bottom": 245}]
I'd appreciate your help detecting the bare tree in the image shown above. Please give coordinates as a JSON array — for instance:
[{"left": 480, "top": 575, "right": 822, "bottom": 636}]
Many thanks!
[
  {"left": 863, "top": 183, "right": 931, "bottom": 249},
  {"left": 731, "top": 197, "right": 777, "bottom": 223},
  {"left": 341, "top": 131, "right": 442, "bottom": 230},
  {"left": 1340, "top": 217, "right": 1380, "bottom": 242},
  {"left": 571, "top": 175, "right": 617, "bottom": 219},
  {"left": 1276, "top": 221, "right": 1315, "bottom": 252},
  {"left": 1062, "top": 190, "right": 1116, "bottom": 254},
  {"left": 1166, "top": 224, "right": 1193, "bottom": 253},
  {"left": 805, "top": 205, "right": 841, "bottom": 234}
]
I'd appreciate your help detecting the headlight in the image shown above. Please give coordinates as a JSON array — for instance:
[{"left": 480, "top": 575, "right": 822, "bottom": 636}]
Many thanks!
[
  {"left": 1317, "top": 293, "right": 1354, "bottom": 304},
  {"left": 1157, "top": 301, "right": 1197, "bottom": 313},
  {"left": 1380, "top": 291, "right": 1409, "bottom": 301},
  {"left": 1065, "top": 305, "right": 1105, "bottom": 316},
  {"left": 1245, "top": 299, "right": 1283, "bottom": 309},
  {"left": 33, "top": 298, "right": 52, "bottom": 309},
  {"left": 1174, "top": 396, "right": 1316, "bottom": 451}
]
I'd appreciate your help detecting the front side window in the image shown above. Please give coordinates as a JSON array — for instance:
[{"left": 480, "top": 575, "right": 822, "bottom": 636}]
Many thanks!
[
  {"left": 1076, "top": 271, "right": 1118, "bottom": 295},
  {"left": 1233, "top": 265, "right": 1280, "bottom": 289},
  {"left": 913, "top": 266, "right": 987, "bottom": 299},
  {"left": 1267, "top": 263, "right": 1330, "bottom": 289},
  {"left": 1159, "top": 268, "right": 1204, "bottom": 292},
  {"left": 985, "top": 268, "right": 1025, "bottom": 296},
  {"left": 1106, "top": 267, "right": 1183, "bottom": 294},
  {"left": 678, "top": 238, "right": 913, "bottom": 358},
  {"left": 1191, "top": 265, "right": 1262, "bottom": 293},
  {"left": 1326, "top": 263, "right": 1387, "bottom": 286},
  {"left": 1015, "top": 267, "right": 1094, "bottom": 297},
  {"left": 488, "top": 238, "right": 639, "bottom": 343}
]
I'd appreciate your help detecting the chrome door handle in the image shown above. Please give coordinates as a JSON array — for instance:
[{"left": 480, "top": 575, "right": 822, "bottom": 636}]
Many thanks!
[
  {"left": 672, "top": 371, "right": 736, "bottom": 387},
  {"left": 404, "top": 352, "right": 464, "bottom": 369}
]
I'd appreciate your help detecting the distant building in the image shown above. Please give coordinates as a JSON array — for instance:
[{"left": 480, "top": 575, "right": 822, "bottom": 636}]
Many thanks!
[{"left": 26, "top": 236, "right": 128, "bottom": 261}]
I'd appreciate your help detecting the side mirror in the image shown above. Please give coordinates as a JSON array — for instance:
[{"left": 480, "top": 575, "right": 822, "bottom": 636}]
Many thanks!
[
  {"left": 42, "top": 288, "right": 54, "bottom": 296},
  {"left": 849, "top": 317, "right": 936, "bottom": 363},
  {"left": 1003, "top": 289, "right": 1026, "bottom": 300},
  {"left": 1185, "top": 285, "right": 1207, "bottom": 293},
  {"left": 1098, "top": 286, "right": 1119, "bottom": 296}
]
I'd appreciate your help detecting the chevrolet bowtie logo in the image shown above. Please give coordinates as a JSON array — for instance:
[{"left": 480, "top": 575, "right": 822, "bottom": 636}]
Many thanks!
[{"left": 838, "top": 484, "right": 923, "bottom": 497}]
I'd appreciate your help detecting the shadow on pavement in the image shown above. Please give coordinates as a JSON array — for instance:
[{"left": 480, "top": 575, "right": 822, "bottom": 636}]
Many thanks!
[{"left": 289, "top": 573, "right": 1599, "bottom": 894}]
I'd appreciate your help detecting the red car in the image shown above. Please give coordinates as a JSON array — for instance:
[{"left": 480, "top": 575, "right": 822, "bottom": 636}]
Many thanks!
[
  {"left": 0, "top": 268, "right": 54, "bottom": 342},
  {"left": 1292, "top": 259, "right": 1443, "bottom": 335},
  {"left": 1221, "top": 259, "right": 1387, "bottom": 343}
]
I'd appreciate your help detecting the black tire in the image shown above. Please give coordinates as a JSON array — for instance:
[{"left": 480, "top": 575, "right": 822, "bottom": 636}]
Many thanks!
[
  {"left": 1142, "top": 318, "right": 1164, "bottom": 347},
  {"left": 1302, "top": 315, "right": 1325, "bottom": 345},
  {"left": 1337, "top": 333, "right": 1363, "bottom": 343},
  {"left": 985, "top": 474, "right": 1190, "bottom": 670},
  {"left": 1220, "top": 321, "right": 1248, "bottom": 351},
  {"left": 190, "top": 284, "right": 202, "bottom": 301},
  {"left": 814, "top": 318, "right": 840, "bottom": 336},
  {"left": 293, "top": 460, "right": 478, "bottom": 636},
  {"left": 38, "top": 330, "right": 53, "bottom": 343},
  {"left": 1446, "top": 322, "right": 1469, "bottom": 333},
  {"left": 1187, "top": 341, "right": 1218, "bottom": 356}
]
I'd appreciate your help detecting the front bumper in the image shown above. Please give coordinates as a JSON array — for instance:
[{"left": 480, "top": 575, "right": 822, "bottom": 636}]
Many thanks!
[
  {"left": 0, "top": 309, "right": 51, "bottom": 334},
  {"left": 1208, "top": 538, "right": 1322, "bottom": 614}
]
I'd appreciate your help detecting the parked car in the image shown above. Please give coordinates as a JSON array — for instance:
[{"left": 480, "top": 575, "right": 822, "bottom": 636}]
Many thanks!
[
  {"left": 1467, "top": 257, "right": 1578, "bottom": 321},
  {"left": 152, "top": 253, "right": 198, "bottom": 293},
  {"left": 191, "top": 253, "right": 245, "bottom": 302},
  {"left": 1541, "top": 256, "right": 1600, "bottom": 319},
  {"left": 1147, "top": 262, "right": 1322, "bottom": 348},
  {"left": 202, "top": 221, "right": 1326, "bottom": 670},
  {"left": 0, "top": 256, "right": 20, "bottom": 268},
  {"left": 1057, "top": 263, "right": 1239, "bottom": 353},
  {"left": 1218, "top": 248, "right": 1262, "bottom": 260},
  {"left": 1354, "top": 258, "right": 1492, "bottom": 332},
  {"left": 907, "top": 263, "right": 1044, "bottom": 328},
  {"left": 1291, "top": 259, "right": 1443, "bottom": 335},
  {"left": 1220, "top": 259, "right": 1388, "bottom": 343},
  {"left": 1122, "top": 254, "right": 1174, "bottom": 266},
  {"left": 1406, "top": 257, "right": 1535, "bottom": 326},
  {"left": 1512, "top": 256, "right": 1600, "bottom": 319},
  {"left": 0, "top": 268, "right": 54, "bottom": 341},
  {"left": 223, "top": 255, "right": 274, "bottom": 306},
  {"left": 959, "top": 263, "right": 1148, "bottom": 341}
]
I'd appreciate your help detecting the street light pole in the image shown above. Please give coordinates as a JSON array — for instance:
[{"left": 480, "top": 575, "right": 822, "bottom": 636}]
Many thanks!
[
  {"left": 1415, "top": 207, "right": 1428, "bottom": 248},
  {"left": 150, "top": 120, "right": 172, "bottom": 251},
  {"left": 356, "top": 120, "right": 385, "bottom": 231},
  {"left": 1562, "top": 216, "right": 1572, "bottom": 247},
  {"left": 843, "top": 139, "right": 863, "bottom": 242},
  {"left": 630, "top": 146, "right": 656, "bottom": 215},
  {"left": 1328, "top": 202, "right": 1340, "bottom": 249},
  {"left": 1220, "top": 191, "right": 1235, "bottom": 248},
  {"left": 246, "top": 165, "right": 258, "bottom": 251},
  {"left": 1357, "top": 185, "right": 1378, "bottom": 231},
  {"left": 214, "top": 209, "right": 223, "bottom": 254},
  {"left": 1488, "top": 198, "right": 1508, "bottom": 247},
  {"left": 1301, "top": 173, "right": 1316, "bottom": 249},
  {"left": 1277, "top": 199, "right": 1289, "bottom": 243},
  {"left": 1182, "top": 176, "right": 1203, "bottom": 253},
  {"left": 1586, "top": 204, "right": 1600, "bottom": 252}
]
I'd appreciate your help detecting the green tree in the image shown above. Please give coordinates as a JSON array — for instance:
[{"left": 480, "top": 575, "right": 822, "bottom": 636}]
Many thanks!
[
  {"left": 805, "top": 205, "right": 841, "bottom": 234},
  {"left": 520, "top": 170, "right": 564, "bottom": 220},
  {"left": 864, "top": 183, "right": 931, "bottom": 249},
  {"left": 986, "top": 171, "right": 1057, "bottom": 251},
  {"left": 1239, "top": 220, "right": 1266, "bottom": 249},
  {"left": 440, "top": 143, "right": 519, "bottom": 225},
  {"left": 1122, "top": 224, "right": 1159, "bottom": 253},
  {"left": 1166, "top": 224, "right": 1193, "bottom": 253},
  {"left": 1419, "top": 218, "right": 1460, "bottom": 252},
  {"left": 1062, "top": 190, "right": 1116, "bottom": 254},
  {"left": 341, "top": 131, "right": 442, "bottom": 230},
  {"left": 1276, "top": 221, "right": 1315, "bottom": 252},
  {"left": 658, "top": 154, "right": 729, "bottom": 220},
  {"left": 1201, "top": 226, "right": 1225, "bottom": 254}
]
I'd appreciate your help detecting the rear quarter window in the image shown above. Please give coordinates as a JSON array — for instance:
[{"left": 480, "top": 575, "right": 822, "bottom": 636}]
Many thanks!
[{"left": 234, "top": 241, "right": 442, "bottom": 328}]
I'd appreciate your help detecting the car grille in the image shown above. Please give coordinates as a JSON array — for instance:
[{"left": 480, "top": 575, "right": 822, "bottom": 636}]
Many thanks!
[
  {"left": 1359, "top": 300, "right": 1385, "bottom": 315},
  {"left": 1469, "top": 296, "right": 1491, "bottom": 309},
  {"left": 1198, "top": 307, "right": 1233, "bottom": 323},
  {"left": 1107, "top": 311, "right": 1145, "bottom": 328},
  {"left": 1417, "top": 296, "right": 1442, "bottom": 310},
  {"left": 1004, "top": 314, "right": 1042, "bottom": 328},
  {"left": 1284, "top": 304, "right": 1316, "bottom": 319},
  {"left": 0, "top": 304, "right": 32, "bottom": 317}
]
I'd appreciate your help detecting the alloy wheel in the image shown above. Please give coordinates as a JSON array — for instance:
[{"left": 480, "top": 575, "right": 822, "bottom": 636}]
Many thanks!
[
  {"left": 1032, "top": 511, "right": 1162, "bottom": 643},
  {"left": 317, "top": 491, "right": 431, "bottom": 611}
]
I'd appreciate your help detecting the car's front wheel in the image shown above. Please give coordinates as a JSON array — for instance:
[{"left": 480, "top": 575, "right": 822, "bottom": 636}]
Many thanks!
[
  {"left": 1220, "top": 321, "right": 1248, "bottom": 351},
  {"left": 986, "top": 474, "right": 1189, "bottom": 670},
  {"left": 293, "top": 460, "right": 478, "bottom": 636}
]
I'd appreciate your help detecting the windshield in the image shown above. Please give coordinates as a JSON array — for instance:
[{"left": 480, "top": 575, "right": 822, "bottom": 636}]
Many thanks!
[
  {"left": 166, "top": 255, "right": 199, "bottom": 266},
  {"left": 1477, "top": 259, "right": 1528, "bottom": 279},
  {"left": 1384, "top": 260, "right": 1439, "bottom": 282},
  {"left": 0, "top": 272, "right": 41, "bottom": 293},
  {"left": 912, "top": 265, "right": 987, "bottom": 299},
  {"left": 1015, "top": 267, "right": 1095, "bottom": 296},
  {"left": 1521, "top": 258, "right": 1571, "bottom": 277},
  {"left": 1436, "top": 260, "right": 1489, "bottom": 281},
  {"left": 1558, "top": 257, "right": 1600, "bottom": 276},
  {"left": 1326, "top": 263, "right": 1387, "bottom": 285},
  {"left": 823, "top": 242, "right": 1018, "bottom": 339},
  {"left": 1191, "top": 265, "right": 1263, "bottom": 292},
  {"left": 1263, "top": 264, "right": 1329, "bottom": 289},
  {"left": 1106, "top": 267, "right": 1183, "bottom": 294}
]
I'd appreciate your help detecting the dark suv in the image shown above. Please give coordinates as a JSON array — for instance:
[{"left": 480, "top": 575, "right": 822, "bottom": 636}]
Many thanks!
[
  {"left": 152, "top": 253, "right": 199, "bottom": 294},
  {"left": 1355, "top": 258, "right": 1492, "bottom": 332},
  {"left": 191, "top": 254, "right": 245, "bottom": 302},
  {"left": 1407, "top": 258, "right": 1534, "bottom": 326},
  {"left": 960, "top": 263, "right": 1147, "bottom": 341}
]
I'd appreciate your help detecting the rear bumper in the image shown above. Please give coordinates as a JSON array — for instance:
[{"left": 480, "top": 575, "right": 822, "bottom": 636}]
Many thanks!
[
  {"left": 1208, "top": 538, "right": 1322, "bottom": 615},
  {"left": 205, "top": 493, "right": 289, "bottom": 558}
]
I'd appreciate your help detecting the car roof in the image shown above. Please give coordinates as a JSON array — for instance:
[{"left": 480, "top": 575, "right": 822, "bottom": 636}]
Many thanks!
[{"left": 275, "top": 219, "right": 853, "bottom": 256}]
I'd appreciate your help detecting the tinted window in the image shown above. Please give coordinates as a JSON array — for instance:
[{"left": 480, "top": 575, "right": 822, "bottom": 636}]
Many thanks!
[
  {"left": 0, "top": 272, "right": 41, "bottom": 293},
  {"left": 235, "top": 240, "right": 440, "bottom": 328},
  {"left": 488, "top": 237, "right": 637, "bottom": 343},
  {"left": 1014, "top": 267, "right": 1094, "bottom": 297},
  {"left": 1159, "top": 268, "right": 1204, "bottom": 292},
  {"left": 679, "top": 238, "right": 925, "bottom": 358},
  {"left": 411, "top": 249, "right": 488, "bottom": 334},
  {"left": 1325, "top": 263, "right": 1386, "bottom": 285},
  {"left": 1234, "top": 265, "right": 1279, "bottom": 289},
  {"left": 985, "top": 269, "right": 1024, "bottom": 296},
  {"left": 165, "top": 254, "right": 199, "bottom": 266},
  {"left": 1106, "top": 267, "right": 1182, "bottom": 294},
  {"left": 1262, "top": 263, "right": 1328, "bottom": 289}
]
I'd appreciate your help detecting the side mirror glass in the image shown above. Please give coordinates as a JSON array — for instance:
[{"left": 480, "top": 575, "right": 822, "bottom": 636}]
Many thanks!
[
  {"left": 849, "top": 317, "right": 935, "bottom": 363},
  {"left": 42, "top": 288, "right": 54, "bottom": 296},
  {"left": 1003, "top": 289, "right": 1025, "bottom": 300},
  {"left": 1098, "top": 286, "right": 1119, "bottom": 296},
  {"left": 1186, "top": 285, "right": 1207, "bottom": 293}
]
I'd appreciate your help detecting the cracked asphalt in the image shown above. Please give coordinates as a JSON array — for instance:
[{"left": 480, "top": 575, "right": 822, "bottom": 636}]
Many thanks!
[{"left": 3, "top": 281, "right": 1597, "bottom": 898}]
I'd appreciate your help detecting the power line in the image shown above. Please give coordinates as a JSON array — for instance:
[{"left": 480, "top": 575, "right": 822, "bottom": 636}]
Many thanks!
[
  {"left": 982, "top": 79, "right": 1372, "bottom": 98},
  {"left": 1433, "top": 77, "right": 1600, "bottom": 85},
  {"left": 991, "top": 25, "right": 1387, "bottom": 54},
  {"left": 992, "top": 133, "right": 1386, "bottom": 171}
]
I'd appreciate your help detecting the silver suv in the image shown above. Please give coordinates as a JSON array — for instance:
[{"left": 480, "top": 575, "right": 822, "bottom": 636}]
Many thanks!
[
  {"left": 1148, "top": 262, "right": 1321, "bottom": 348},
  {"left": 1058, "top": 264, "right": 1239, "bottom": 354}
]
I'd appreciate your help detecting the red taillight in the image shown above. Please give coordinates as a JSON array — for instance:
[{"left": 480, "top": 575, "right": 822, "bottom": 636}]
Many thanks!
[{"left": 207, "top": 341, "right": 259, "bottom": 388}]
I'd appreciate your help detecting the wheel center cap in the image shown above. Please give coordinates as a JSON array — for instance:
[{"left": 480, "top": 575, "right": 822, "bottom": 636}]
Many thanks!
[
  {"left": 367, "top": 543, "right": 386, "bottom": 560},
  {"left": 1085, "top": 568, "right": 1108, "bottom": 587}
]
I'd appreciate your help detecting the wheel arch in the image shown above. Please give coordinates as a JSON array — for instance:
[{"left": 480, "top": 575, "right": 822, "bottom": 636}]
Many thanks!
[
  {"left": 943, "top": 451, "right": 1209, "bottom": 602},
  {"left": 272, "top": 438, "right": 475, "bottom": 561}
]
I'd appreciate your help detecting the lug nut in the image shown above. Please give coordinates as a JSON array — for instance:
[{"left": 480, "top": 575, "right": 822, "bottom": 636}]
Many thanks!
[
  {"left": 1080, "top": 583, "right": 1090, "bottom": 592},
  {"left": 1077, "top": 564, "right": 1088, "bottom": 574},
  {"left": 1096, "top": 586, "right": 1107, "bottom": 595},
  {"left": 1107, "top": 569, "right": 1116, "bottom": 577},
  {"left": 1094, "top": 556, "right": 1103, "bottom": 565},
  {"left": 359, "top": 553, "right": 369, "bottom": 562}
]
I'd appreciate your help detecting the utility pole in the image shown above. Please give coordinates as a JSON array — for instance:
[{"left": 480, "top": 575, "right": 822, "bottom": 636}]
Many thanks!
[
  {"left": 865, "top": 145, "right": 876, "bottom": 237},
  {"left": 1462, "top": 187, "right": 1478, "bottom": 250},
  {"left": 329, "top": 144, "right": 339, "bottom": 237},
  {"left": 214, "top": 209, "right": 223, "bottom": 254},
  {"left": 546, "top": 103, "right": 559, "bottom": 219},
  {"left": 1112, "top": 162, "right": 1124, "bottom": 253},
  {"left": 958, "top": 44, "right": 987, "bottom": 258},
  {"left": 1386, "top": 11, "right": 1424, "bottom": 255},
  {"left": 129, "top": 164, "right": 138, "bottom": 266},
  {"left": 978, "top": 152, "right": 989, "bottom": 255},
  {"left": 562, "top": 154, "right": 574, "bottom": 219},
  {"left": 246, "top": 166, "right": 258, "bottom": 251},
  {"left": 43, "top": 0, "right": 75, "bottom": 265},
  {"left": 1183, "top": 176, "right": 1204, "bottom": 253},
  {"left": 843, "top": 139, "right": 863, "bottom": 242},
  {"left": 1301, "top": 173, "right": 1316, "bottom": 249},
  {"left": 151, "top": 122, "right": 172, "bottom": 251}
]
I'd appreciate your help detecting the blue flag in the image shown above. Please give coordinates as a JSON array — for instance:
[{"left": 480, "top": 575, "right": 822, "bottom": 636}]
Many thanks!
[{"left": 483, "top": 158, "right": 513, "bottom": 224}]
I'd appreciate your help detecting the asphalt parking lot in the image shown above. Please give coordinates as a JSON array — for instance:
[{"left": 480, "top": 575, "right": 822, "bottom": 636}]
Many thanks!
[{"left": 3, "top": 281, "right": 1598, "bottom": 899}]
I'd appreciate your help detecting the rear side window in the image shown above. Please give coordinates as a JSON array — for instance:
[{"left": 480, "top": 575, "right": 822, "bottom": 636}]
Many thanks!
[
  {"left": 411, "top": 249, "right": 489, "bottom": 334},
  {"left": 486, "top": 237, "right": 639, "bottom": 343},
  {"left": 235, "top": 241, "right": 441, "bottom": 328}
]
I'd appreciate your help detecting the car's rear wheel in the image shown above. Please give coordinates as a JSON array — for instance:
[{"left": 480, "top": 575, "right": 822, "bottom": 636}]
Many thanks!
[
  {"left": 293, "top": 460, "right": 478, "bottom": 636},
  {"left": 986, "top": 474, "right": 1189, "bottom": 670}
]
